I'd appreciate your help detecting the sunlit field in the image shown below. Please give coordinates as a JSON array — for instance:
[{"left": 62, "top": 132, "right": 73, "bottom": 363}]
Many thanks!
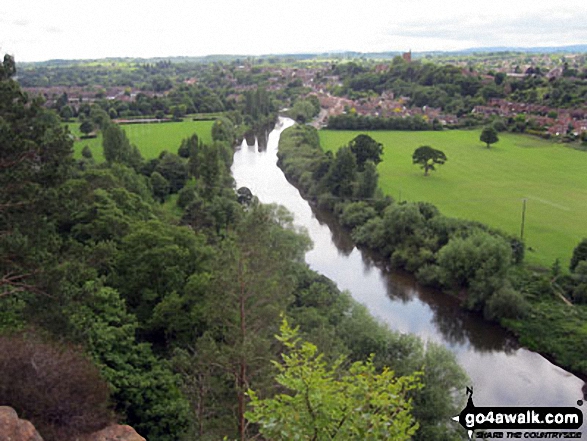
[
  {"left": 68, "top": 119, "right": 214, "bottom": 162},
  {"left": 320, "top": 129, "right": 587, "bottom": 268}
]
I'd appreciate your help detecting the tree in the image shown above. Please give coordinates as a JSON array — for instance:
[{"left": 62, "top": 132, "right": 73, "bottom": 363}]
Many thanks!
[
  {"left": 354, "top": 160, "right": 379, "bottom": 199},
  {"left": 348, "top": 134, "right": 383, "bottom": 170},
  {"left": 80, "top": 120, "right": 95, "bottom": 137},
  {"left": 150, "top": 171, "right": 170, "bottom": 202},
  {"left": 246, "top": 318, "right": 422, "bottom": 441},
  {"left": 570, "top": 238, "right": 587, "bottom": 272},
  {"left": 325, "top": 146, "right": 357, "bottom": 198},
  {"left": 154, "top": 152, "right": 187, "bottom": 193},
  {"left": 412, "top": 145, "right": 447, "bottom": 176},
  {"left": 480, "top": 126, "right": 499, "bottom": 148},
  {"left": 102, "top": 124, "right": 132, "bottom": 164},
  {"left": 191, "top": 204, "right": 311, "bottom": 440}
]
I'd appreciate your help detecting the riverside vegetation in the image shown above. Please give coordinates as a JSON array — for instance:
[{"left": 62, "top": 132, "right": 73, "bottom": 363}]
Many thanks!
[
  {"left": 0, "top": 54, "right": 469, "bottom": 440},
  {"left": 276, "top": 123, "right": 587, "bottom": 378}
]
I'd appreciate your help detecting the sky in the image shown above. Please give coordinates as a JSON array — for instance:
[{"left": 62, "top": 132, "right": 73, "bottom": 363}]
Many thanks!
[{"left": 1, "top": 0, "right": 586, "bottom": 62}]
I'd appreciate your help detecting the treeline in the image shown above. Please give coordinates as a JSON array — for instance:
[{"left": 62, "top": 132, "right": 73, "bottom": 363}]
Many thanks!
[
  {"left": 277, "top": 123, "right": 587, "bottom": 376},
  {"left": 332, "top": 57, "right": 587, "bottom": 114},
  {"left": 327, "top": 113, "right": 442, "bottom": 131},
  {"left": 332, "top": 59, "right": 489, "bottom": 115},
  {"left": 0, "top": 55, "right": 468, "bottom": 441}
]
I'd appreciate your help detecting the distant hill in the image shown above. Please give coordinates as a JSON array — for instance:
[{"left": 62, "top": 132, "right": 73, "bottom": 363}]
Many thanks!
[
  {"left": 16, "top": 45, "right": 587, "bottom": 68},
  {"left": 456, "top": 45, "right": 587, "bottom": 54}
]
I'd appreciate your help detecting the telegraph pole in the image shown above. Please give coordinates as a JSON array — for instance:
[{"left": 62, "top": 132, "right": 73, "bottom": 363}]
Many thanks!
[{"left": 520, "top": 198, "right": 527, "bottom": 240}]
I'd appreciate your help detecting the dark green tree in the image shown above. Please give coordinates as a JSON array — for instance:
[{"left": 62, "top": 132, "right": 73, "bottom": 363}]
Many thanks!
[
  {"left": 247, "top": 318, "right": 422, "bottom": 441},
  {"left": 191, "top": 203, "right": 311, "bottom": 440},
  {"left": 570, "top": 238, "right": 587, "bottom": 272},
  {"left": 480, "top": 126, "right": 499, "bottom": 148},
  {"left": 103, "top": 124, "right": 132, "bottom": 164},
  {"left": 412, "top": 145, "right": 447, "bottom": 176},
  {"left": 354, "top": 160, "right": 379, "bottom": 199},
  {"left": 325, "top": 146, "right": 357, "bottom": 198},
  {"left": 154, "top": 152, "right": 187, "bottom": 193},
  {"left": 80, "top": 120, "right": 95, "bottom": 136},
  {"left": 348, "top": 134, "right": 383, "bottom": 170},
  {"left": 150, "top": 171, "right": 170, "bottom": 202}
]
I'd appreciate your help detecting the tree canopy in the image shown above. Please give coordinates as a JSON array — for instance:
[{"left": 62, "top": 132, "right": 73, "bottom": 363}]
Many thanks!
[
  {"left": 246, "top": 318, "right": 422, "bottom": 441},
  {"left": 480, "top": 126, "right": 499, "bottom": 148},
  {"left": 412, "top": 145, "right": 447, "bottom": 176},
  {"left": 348, "top": 134, "right": 383, "bottom": 170}
]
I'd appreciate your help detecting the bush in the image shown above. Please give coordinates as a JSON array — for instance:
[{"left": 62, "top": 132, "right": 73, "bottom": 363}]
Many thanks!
[
  {"left": 0, "top": 334, "right": 112, "bottom": 441},
  {"left": 340, "top": 201, "right": 377, "bottom": 230},
  {"left": 416, "top": 264, "right": 443, "bottom": 288},
  {"left": 483, "top": 284, "right": 529, "bottom": 321}
]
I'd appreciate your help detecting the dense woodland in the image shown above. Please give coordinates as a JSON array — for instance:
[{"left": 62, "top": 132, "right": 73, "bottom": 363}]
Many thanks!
[
  {"left": 3, "top": 50, "right": 587, "bottom": 439},
  {"left": 0, "top": 53, "right": 472, "bottom": 440}
]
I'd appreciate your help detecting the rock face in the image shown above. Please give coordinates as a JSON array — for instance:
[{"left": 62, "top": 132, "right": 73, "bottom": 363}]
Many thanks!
[
  {"left": 0, "top": 406, "right": 145, "bottom": 441},
  {"left": 83, "top": 425, "right": 146, "bottom": 441},
  {"left": 0, "top": 406, "right": 44, "bottom": 441}
]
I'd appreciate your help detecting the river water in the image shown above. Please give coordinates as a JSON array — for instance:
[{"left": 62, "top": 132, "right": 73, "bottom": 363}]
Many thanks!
[{"left": 231, "top": 117, "right": 586, "bottom": 432}]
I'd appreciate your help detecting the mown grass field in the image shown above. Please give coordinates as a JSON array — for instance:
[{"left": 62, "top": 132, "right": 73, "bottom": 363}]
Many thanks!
[
  {"left": 319, "top": 129, "right": 587, "bottom": 268},
  {"left": 67, "top": 119, "right": 215, "bottom": 162}
]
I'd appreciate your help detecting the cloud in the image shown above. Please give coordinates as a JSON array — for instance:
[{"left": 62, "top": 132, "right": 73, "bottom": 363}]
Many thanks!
[
  {"left": 386, "top": 10, "right": 587, "bottom": 48},
  {"left": 12, "top": 19, "right": 29, "bottom": 27},
  {"left": 44, "top": 26, "right": 62, "bottom": 34}
]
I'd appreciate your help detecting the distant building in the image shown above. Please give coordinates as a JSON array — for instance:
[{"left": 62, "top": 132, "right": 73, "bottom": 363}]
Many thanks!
[{"left": 402, "top": 50, "right": 412, "bottom": 63}]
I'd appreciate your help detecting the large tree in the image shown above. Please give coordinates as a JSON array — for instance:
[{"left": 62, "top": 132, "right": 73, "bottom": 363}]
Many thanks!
[
  {"left": 325, "top": 146, "right": 357, "bottom": 198},
  {"left": 480, "top": 126, "right": 499, "bottom": 148},
  {"left": 0, "top": 54, "right": 73, "bottom": 297},
  {"left": 247, "top": 318, "right": 422, "bottom": 441},
  {"left": 412, "top": 145, "right": 447, "bottom": 176},
  {"left": 348, "top": 134, "right": 383, "bottom": 170}
]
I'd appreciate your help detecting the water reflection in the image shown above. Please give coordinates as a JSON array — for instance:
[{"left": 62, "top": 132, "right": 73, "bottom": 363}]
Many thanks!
[{"left": 231, "top": 117, "right": 586, "bottom": 430}]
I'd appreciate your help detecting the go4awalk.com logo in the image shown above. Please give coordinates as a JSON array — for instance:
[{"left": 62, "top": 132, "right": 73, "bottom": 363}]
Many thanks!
[{"left": 452, "top": 387, "right": 584, "bottom": 439}]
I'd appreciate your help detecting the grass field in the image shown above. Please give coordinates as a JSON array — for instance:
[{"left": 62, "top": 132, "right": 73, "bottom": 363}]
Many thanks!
[
  {"left": 319, "top": 129, "right": 587, "bottom": 268},
  {"left": 67, "top": 120, "right": 215, "bottom": 162}
]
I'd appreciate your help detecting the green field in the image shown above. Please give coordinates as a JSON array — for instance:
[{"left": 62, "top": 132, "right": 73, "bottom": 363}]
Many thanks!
[
  {"left": 319, "top": 129, "right": 587, "bottom": 268},
  {"left": 67, "top": 120, "right": 215, "bottom": 162}
]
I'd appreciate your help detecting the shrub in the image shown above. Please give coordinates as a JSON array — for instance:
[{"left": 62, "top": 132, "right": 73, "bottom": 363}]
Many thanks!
[
  {"left": 0, "top": 334, "right": 112, "bottom": 441},
  {"left": 483, "top": 284, "right": 529, "bottom": 321}
]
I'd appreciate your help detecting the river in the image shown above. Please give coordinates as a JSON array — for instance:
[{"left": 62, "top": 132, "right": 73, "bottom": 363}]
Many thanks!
[{"left": 231, "top": 117, "right": 586, "bottom": 432}]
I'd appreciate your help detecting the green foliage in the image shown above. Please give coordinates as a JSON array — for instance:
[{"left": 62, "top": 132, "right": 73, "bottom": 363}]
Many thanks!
[
  {"left": 340, "top": 201, "right": 378, "bottom": 229},
  {"left": 0, "top": 55, "right": 74, "bottom": 297},
  {"left": 436, "top": 231, "right": 518, "bottom": 312},
  {"left": 150, "top": 171, "right": 170, "bottom": 202},
  {"left": 80, "top": 119, "right": 95, "bottom": 136},
  {"left": 412, "top": 145, "right": 447, "bottom": 176},
  {"left": 211, "top": 116, "right": 236, "bottom": 145},
  {"left": 570, "top": 238, "right": 587, "bottom": 272},
  {"left": 325, "top": 146, "right": 357, "bottom": 198},
  {"left": 154, "top": 152, "right": 187, "bottom": 193},
  {"left": 354, "top": 161, "right": 379, "bottom": 199},
  {"left": 480, "top": 126, "right": 499, "bottom": 148},
  {"left": 288, "top": 98, "right": 320, "bottom": 123},
  {"left": 320, "top": 129, "right": 582, "bottom": 267},
  {"left": 348, "top": 134, "right": 383, "bottom": 170},
  {"left": 505, "top": 300, "right": 587, "bottom": 375},
  {"left": 247, "top": 318, "right": 422, "bottom": 441},
  {"left": 65, "top": 281, "right": 190, "bottom": 440},
  {"left": 102, "top": 123, "right": 143, "bottom": 169},
  {"left": 111, "top": 219, "right": 210, "bottom": 329}
]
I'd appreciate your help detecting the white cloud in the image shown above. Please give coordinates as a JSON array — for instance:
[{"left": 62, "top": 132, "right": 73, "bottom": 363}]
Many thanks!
[{"left": 1, "top": 0, "right": 586, "bottom": 61}]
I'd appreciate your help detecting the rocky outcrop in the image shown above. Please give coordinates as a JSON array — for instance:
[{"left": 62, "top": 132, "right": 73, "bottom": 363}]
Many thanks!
[
  {"left": 0, "top": 406, "right": 43, "bottom": 441},
  {"left": 0, "top": 407, "right": 145, "bottom": 441},
  {"left": 81, "top": 425, "right": 146, "bottom": 441}
]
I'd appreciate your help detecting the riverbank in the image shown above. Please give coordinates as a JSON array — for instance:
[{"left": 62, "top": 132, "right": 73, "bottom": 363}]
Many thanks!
[{"left": 275, "top": 122, "right": 587, "bottom": 380}]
